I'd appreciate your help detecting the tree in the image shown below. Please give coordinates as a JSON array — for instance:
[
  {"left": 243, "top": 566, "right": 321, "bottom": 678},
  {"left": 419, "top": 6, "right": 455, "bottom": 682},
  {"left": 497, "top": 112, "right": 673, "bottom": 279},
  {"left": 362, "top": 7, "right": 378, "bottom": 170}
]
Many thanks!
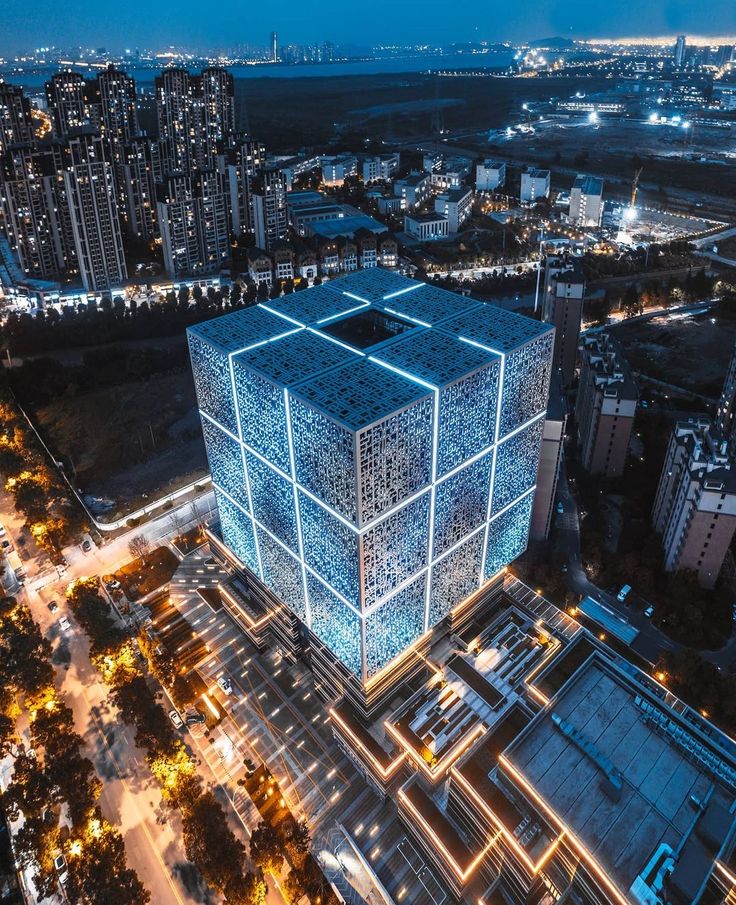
[
  {"left": 224, "top": 871, "right": 267, "bottom": 905},
  {"left": 621, "top": 283, "right": 642, "bottom": 318},
  {"left": 65, "top": 814, "right": 151, "bottom": 905},
  {"left": 285, "top": 819, "right": 310, "bottom": 868},
  {"left": 181, "top": 792, "right": 246, "bottom": 892},
  {"left": 127, "top": 534, "right": 151, "bottom": 560},
  {"left": 249, "top": 821, "right": 283, "bottom": 875}
]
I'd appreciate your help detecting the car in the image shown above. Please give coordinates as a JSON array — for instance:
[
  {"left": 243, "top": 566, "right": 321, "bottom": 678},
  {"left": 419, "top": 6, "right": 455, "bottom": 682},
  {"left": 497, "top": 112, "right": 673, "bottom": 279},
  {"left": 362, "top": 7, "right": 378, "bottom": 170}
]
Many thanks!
[
  {"left": 47, "top": 600, "right": 59, "bottom": 613},
  {"left": 58, "top": 615, "right": 71, "bottom": 632},
  {"left": 1, "top": 539, "right": 11, "bottom": 550},
  {"left": 0, "top": 525, "right": 6, "bottom": 537},
  {"left": 217, "top": 675, "right": 233, "bottom": 695},
  {"left": 617, "top": 584, "right": 632, "bottom": 603},
  {"left": 185, "top": 710, "right": 206, "bottom": 726},
  {"left": 168, "top": 710, "right": 184, "bottom": 730},
  {"left": 244, "top": 757, "right": 257, "bottom": 775},
  {"left": 561, "top": 563, "right": 568, "bottom": 573},
  {"left": 81, "top": 539, "right": 92, "bottom": 552},
  {"left": 644, "top": 605, "right": 655, "bottom": 618},
  {"left": 53, "top": 853, "right": 67, "bottom": 881},
  {"left": 556, "top": 501, "right": 564, "bottom": 514}
]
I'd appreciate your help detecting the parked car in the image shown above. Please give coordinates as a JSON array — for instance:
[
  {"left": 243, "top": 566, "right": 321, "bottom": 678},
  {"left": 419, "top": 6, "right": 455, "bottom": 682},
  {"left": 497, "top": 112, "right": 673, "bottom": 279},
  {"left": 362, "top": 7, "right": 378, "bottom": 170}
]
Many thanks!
[
  {"left": 556, "top": 501, "right": 564, "bottom": 514},
  {"left": 617, "top": 584, "right": 632, "bottom": 603},
  {"left": 168, "top": 710, "right": 184, "bottom": 730},
  {"left": 1, "top": 539, "right": 11, "bottom": 551},
  {"left": 217, "top": 675, "right": 233, "bottom": 696},
  {"left": 53, "top": 853, "right": 68, "bottom": 882},
  {"left": 185, "top": 710, "right": 206, "bottom": 726},
  {"left": 644, "top": 605, "right": 655, "bottom": 618},
  {"left": 0, "top": 525, "right": 6, "bottom": 537},
  {"left": 81, "top": 539, "right": 92, "bottom": 552},
  {"left": 244, "top": 757, "right": 257, "bottom": 775},
  {"left": 58, "top": 615, "right": 71, "bottom": 632},
  {"left": 47, "top": 601, "right": 59, "bottom": 613}
]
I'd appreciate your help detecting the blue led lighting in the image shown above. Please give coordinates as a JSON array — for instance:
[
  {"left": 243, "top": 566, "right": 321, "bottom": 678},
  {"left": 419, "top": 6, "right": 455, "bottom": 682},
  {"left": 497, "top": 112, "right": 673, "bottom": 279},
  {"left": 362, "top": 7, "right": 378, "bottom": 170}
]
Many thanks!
[{"left": 189, "top": 270, "right": 552, "bottom": 682}]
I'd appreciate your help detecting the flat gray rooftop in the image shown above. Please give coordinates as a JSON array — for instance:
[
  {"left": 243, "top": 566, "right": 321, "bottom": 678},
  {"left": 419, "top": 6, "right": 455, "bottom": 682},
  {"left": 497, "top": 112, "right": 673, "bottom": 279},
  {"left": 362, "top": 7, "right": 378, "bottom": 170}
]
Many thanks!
[{"left": 507, "top": 658, "right": 736, "bottom": 897}]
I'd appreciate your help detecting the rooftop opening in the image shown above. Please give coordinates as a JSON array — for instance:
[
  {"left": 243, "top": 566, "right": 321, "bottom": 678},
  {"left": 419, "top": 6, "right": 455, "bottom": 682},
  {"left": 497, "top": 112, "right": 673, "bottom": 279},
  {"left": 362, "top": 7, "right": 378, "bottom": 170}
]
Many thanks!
[{"left": 322, "top": 308, "right": 415, "bottom": 350}]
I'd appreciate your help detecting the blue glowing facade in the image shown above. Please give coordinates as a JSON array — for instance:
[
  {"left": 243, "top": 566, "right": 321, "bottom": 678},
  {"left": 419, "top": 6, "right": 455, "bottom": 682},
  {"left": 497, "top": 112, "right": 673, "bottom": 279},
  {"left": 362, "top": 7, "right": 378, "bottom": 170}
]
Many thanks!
[{"left": 188, "top": 270, "right": 553, "bottom": 683}]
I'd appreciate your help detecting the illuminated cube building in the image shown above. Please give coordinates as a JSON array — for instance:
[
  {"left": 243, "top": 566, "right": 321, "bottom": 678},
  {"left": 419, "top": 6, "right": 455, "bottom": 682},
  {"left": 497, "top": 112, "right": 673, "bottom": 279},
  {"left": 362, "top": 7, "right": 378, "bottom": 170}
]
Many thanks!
[{"left": 188, "top": 270, "right": 553, "bottom": 714}]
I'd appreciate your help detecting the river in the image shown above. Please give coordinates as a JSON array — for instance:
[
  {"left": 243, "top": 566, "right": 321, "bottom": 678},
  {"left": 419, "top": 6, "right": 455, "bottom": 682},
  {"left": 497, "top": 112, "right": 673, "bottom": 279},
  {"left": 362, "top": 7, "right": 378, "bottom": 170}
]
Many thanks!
[{"left": 2, "top": 51, "right": 516, "bottom": 89}]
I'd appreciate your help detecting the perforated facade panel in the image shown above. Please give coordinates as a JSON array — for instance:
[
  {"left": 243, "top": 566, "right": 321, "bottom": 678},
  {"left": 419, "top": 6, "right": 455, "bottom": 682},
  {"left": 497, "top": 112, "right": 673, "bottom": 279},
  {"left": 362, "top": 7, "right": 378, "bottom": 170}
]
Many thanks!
[{"left": 189, "top": 270, "right": 553, "bottom": 682}]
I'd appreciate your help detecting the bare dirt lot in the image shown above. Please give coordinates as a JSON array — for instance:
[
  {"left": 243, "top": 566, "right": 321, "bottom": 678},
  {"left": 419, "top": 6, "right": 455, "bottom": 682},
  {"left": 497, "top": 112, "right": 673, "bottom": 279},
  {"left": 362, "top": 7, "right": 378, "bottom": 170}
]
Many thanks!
[
  {"left": 35, "top": 369, "right": 207, "bottom": 519},
  {"left": 611, "top": 311, "right": 736, "bottom": 399}
]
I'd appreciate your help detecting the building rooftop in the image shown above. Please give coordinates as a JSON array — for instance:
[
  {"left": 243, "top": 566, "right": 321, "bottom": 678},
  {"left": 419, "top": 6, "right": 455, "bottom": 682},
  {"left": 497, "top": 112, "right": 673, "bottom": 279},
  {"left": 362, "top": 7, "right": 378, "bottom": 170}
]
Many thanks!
[
  {"left": 265, "top": 284, "right": 369, "bottom": 326},
  {"left": 580, "top": 333, "right": 638, "bottom": 402},
  {"left": 190, "top": 269, "right": 550, "bottom": 429},
  {"left": 188, "top": 305, "right": 298, "bottom": 354},
  {"left": 525, "top": 167, "right": 550, "bottom": 179},
  {"left": 439, "top": 303, "right": 554, "bottom": 353},
  {"left": 232, "top": 327, "right": 356, "bottom": 388},
  {"left": 373, "top": 327, "right": 500, "bottom": 387},
  {"left": 505, "top": 655, "right": 736, "bottom": 901},
  {"left": 574, "top": 173, "right": 604, "bottom": 195},
  {"left": 291, "top": 356, "right": 432, "bottom": 431},
  {"left": 377, "top": 282, "right": 477, "bottom": 326},
  {"left": 307, "top": 214, "right": 387, "bottom": 239}
]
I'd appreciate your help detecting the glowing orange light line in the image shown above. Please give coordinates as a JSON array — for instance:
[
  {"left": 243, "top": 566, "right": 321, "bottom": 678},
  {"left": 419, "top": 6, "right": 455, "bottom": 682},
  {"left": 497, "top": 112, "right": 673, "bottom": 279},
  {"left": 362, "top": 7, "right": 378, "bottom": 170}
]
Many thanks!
[
  {"left": 497, "top": 755, "right": 630, "bottom": 905},
  {"left": 385, "top": 720, "right": 487, "bottom": 780},
  {"left": 328, "top": 708, "right": 405, "bottom": 779},
  {"left": 397, "top": 787, "right": 501, "bottom": 882}
]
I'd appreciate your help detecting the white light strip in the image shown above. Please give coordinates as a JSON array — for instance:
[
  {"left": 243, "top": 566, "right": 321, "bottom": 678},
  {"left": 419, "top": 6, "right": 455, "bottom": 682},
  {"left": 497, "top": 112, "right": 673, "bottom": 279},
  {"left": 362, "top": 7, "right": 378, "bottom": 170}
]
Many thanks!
[
  {"left": 480, "top": 346, "right": 506, "bottom": 583},
  {"left": 227, "top": 354, "right": 263, "bottom": 578},
  {"left": 498, "top": 410, "right": 545, "bottom": 445},
  {"left": 228, "top": 327, "right": 304, "bottom": 358},
  {"left": 488, "top": 484, "right": 537, "bottom": 524},
  {"left": 316, "top": 301, "right": 370, "bottom": 324},
  {"left": 458, "top": 335, "right": 504, "bottom": 357},
  {"left": 382, "top": 307, "right": 431, "bottom": 328},
  {"left": 284, "top": 389, "right": 312, "bottom": 627},
  {"left": 382, "top": 283, "right": 424, "bottom": 300},
  {"left": 306, "top": 326, "right": 365, "bottom": 357},
  {"left": 215, "top": 480, "right": 362, "bottom": 618},
  {"left": 258, "top": 303, "right": 306, "bottom": 328},
  {"left": 341, "top": 291, "right": 371, "bottom": 304},
  {"left": 367, "top": 356, "right": 438, "bottom": 393},
  {"left": 200, "top": 409, "right": 241, "bottom": 445}
]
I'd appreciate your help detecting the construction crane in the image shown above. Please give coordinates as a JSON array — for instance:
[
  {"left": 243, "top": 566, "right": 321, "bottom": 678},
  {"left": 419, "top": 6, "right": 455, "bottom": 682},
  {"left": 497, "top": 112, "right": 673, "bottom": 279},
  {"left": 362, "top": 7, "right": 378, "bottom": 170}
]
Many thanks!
[{"left": 631, "top": 166, "right": 643, "bottom": 208}]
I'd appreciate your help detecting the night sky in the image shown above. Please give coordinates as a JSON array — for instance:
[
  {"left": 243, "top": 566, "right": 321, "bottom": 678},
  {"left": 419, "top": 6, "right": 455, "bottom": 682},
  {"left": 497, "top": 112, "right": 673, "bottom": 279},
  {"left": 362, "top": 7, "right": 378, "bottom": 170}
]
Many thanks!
[{"left": 3, "top": 0, "right": 736, "bottom": 55}]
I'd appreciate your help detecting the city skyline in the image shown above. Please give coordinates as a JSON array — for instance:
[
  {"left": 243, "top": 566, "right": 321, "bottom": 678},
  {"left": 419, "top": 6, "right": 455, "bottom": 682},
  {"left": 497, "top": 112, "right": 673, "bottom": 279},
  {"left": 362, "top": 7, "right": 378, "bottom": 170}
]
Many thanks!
[{"left": 4, "top": 1, "right": 736, "bottom": 59}]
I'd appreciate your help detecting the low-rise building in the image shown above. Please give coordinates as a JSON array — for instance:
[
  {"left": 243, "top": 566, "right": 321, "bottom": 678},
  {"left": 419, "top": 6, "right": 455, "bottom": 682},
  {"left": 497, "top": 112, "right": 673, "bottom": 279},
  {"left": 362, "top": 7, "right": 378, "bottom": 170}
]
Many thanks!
[
  {"left": 576, "top": 333, "right": 638, "bottom": 478},
  {"left": 434, "top": 187, "right": 472, "bottom": 233},
  {"left": 475, "top": 159, "right": 506, "bottom": 191},
  {"left": 376, "top": 195, "right": 403, "bottom": 216},
  {"left": 246, "top": 247, "right": 273, "bottom": 285},
  {"left": 271, "top": 242, "right": 294, "bottom": 282},
  {"left": 378, "top": 234, "right": 398, "bottom": 268},
  {"left": 338, "top": 236, "right": 358, "bottom": 272},
  {"left": 404, "top": 212, "right": 449, "bottom": 241},
  {"left": 569, "top": 173, "right": 604, "bottom": 227},
  {"left": 321, "top": 153, "right": 357, "bottom": 186},
  {"left": 393, "top": 172, "right": 431, "bottom": 210},
  {"left": 652, "top": 418, "right": 736, "bottom": 588},
  {"left": 520, "top": 166, "right": 550, "bottom": 203},
  {"left": 362, "top": 153, "right": 400, "bottom": 183}
]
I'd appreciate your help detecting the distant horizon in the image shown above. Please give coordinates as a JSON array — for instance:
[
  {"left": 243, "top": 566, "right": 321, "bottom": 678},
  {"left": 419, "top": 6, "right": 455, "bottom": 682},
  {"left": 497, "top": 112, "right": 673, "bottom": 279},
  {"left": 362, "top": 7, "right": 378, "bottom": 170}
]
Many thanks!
[
  {"left": 3, "top": 31, "right": 736, "bottom": 62},
  {"left": 3, "top": 0, "right": 736, "bottom": 60}
]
